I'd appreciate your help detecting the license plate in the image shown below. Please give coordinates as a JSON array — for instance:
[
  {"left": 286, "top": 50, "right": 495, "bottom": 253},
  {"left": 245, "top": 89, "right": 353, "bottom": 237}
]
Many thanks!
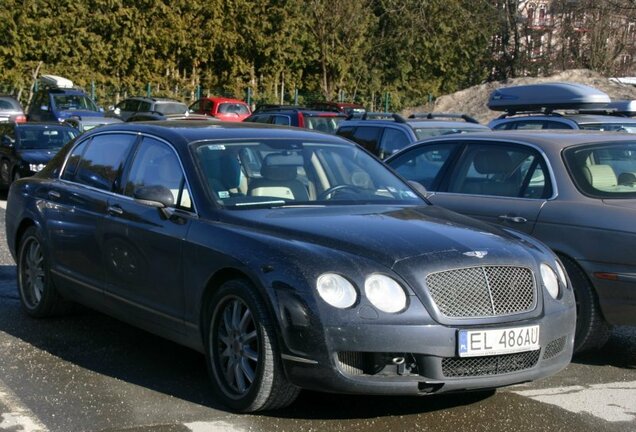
[{"left": 458, "top": 325, "right": 540, "bottom": 357}]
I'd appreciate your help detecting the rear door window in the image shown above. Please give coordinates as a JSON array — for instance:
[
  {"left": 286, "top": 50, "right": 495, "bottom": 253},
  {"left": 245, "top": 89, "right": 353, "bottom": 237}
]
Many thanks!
[
  {"left": 352, "top": 126, "right": 382, "bottom": 154},
  {"left": 66, "top": 134, "right": 136, "bottom": 191},
  {"left": 378, "top": 128, "right": 411, "bottom": 158},
  {"left": 447, "top": 143, "right": 551, "bottom": 198}
]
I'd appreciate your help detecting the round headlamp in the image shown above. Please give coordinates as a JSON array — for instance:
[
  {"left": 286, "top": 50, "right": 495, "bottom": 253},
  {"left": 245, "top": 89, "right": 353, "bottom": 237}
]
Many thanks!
[
  {"left": 364, "top": 274, "right": 407, "bottom": 313},
  {"left": 540, "top": 263, "right": 560, "bottom": 300},
  {"left": 316, "top": 273, "right": 357, "bottom": 309}
]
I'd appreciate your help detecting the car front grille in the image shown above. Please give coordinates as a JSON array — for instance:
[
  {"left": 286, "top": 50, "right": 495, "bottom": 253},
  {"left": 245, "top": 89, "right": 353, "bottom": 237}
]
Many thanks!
[
  {"left": 426, "top": 266, "right": 536, "bottom": 318},
  {"left": 442, "top": 350, "right": 540, "bottom": 377}
]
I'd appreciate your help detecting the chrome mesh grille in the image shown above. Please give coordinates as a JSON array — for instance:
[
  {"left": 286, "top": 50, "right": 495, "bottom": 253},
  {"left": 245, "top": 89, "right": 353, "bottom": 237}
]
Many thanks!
[
  {"left": 442, "top": 350, "right": 540, "bottom": 377},
  {"left": 426, "top": 266, "right": 536, "bottom": 318}
]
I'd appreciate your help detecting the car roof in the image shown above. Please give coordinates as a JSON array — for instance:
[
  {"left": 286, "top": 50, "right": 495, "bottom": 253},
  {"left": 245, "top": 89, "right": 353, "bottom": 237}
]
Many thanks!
[
  {"left": 45, "top": 88, "right": 88, "bottom": 95},
  {"left": 198, "top": 96, "right": 248, "bottom": 104},
  {"left": 408, "top": 130, "right": 636, "bottom": 151},
  {"left": 491, "top": 112, "right": 636, "bottom": 125},
  {"left": 15, "top": 122, "right": 76, "bottom": 128},
  {"left": 125, "top": 96, "right": 182, "bottom": 103},
  {"left": 340, "top": 118, "right": 488, "bottom": 129},
  {"left": 81, "top": 121, "right": 355, "bottom": 144}
]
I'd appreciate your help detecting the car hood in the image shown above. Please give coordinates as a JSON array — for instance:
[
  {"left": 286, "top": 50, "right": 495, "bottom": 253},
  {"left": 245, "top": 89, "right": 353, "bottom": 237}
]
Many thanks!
[
  {"left": 17, "top": 149, "right": 60, "bottom": 164},
  {"left": 58, "top": 109, "right": 104, "bottom": 119},
  {"left": 226, "top": 205, "right": 538, "bottom": 269}
]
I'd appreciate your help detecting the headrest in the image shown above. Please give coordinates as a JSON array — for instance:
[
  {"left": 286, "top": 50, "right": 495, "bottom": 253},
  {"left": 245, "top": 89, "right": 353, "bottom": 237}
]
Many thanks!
[
  {"left": 200, "top": 149, "right": 241, "bottom": 189},
  {"left": 261, "top": 153, "right": 302, "bottom": 181},
  {"left": 474, "top": 150, "right": 513, "bottom": 175}
]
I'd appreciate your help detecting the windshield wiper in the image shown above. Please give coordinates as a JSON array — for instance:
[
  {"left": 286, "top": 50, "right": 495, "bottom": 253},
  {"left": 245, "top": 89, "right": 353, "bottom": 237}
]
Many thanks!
[{"left": 230, "top": 200, "right": 287, "bottom": 208}]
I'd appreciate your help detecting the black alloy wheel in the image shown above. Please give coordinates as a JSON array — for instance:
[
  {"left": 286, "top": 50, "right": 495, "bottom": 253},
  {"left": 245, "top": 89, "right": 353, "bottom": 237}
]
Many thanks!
[
  {"left": 17, "top": 226, "right": 70, "bottom": 317},
  {"left": 206, "top": 279, "right": 299, "bottom": 412}
]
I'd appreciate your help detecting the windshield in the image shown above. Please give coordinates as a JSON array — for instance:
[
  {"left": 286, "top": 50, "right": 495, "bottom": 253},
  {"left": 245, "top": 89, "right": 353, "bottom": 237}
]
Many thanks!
[
  {"left": 414, "top": 127, "right": 487, "bottom": 139},
  {"left": 192, "top": 139, "right": 423, "bottom": 208},
  {"left": 52, "top": 94, "right": 98, "bottom": 112},
  {"left": 18, "top": 126, "right": 77, "bottom": 149},
  {"left": 564, "top": 141, "right": 636, "bottom": 198},
  {"left": 155, "top": 102, "right": 188, "bottom": 115},
  {"left": 578, "top": 123, "right": 636, "bottom": 133}
]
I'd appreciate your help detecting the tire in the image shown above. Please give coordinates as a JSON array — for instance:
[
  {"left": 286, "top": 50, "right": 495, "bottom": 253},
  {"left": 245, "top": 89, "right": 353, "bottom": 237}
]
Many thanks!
[
  {"left": 17, "top": 226, "right": 71, "bottom": 317},
  {"left": 205, "top": 279, "right": 300, "bottom": 412},
  {"left": 559, "top": 255, "right": 610, "bottom": 354},
  {"left": 0, "top": 160, "right": 10, "bottom": 188}
]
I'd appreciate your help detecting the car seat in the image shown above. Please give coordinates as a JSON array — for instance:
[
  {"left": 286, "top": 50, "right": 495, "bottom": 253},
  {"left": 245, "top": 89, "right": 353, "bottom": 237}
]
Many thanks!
[{"left": 248, "top": 153, "right": 309, "bottom": 201}]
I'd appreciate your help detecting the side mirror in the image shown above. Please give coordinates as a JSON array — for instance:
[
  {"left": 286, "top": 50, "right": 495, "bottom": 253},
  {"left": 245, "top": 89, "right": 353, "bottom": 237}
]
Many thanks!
[
  {"left": 407, "top": 180, "right": 431, "bottom": 198},
  {"left": 1, "top": 135, "right": 14, "bottom": 147},
  {"left": 133, "top": 185, "right": 174, "bottom": 208}
]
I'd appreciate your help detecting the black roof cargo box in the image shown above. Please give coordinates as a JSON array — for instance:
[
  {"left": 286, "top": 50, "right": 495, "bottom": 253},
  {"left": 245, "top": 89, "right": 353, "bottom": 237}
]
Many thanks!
[{"left": 488, "top": 82, "right": 610, "bottom": 113}]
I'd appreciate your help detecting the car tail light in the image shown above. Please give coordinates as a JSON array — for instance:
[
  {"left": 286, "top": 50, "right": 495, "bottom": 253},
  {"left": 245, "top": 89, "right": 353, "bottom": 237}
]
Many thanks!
[
  {"left": 15, "top": 115, "right": 27, "bottom": 123},
  {"left": 298, "top": 111, "right": 304, "bottom": 128}
]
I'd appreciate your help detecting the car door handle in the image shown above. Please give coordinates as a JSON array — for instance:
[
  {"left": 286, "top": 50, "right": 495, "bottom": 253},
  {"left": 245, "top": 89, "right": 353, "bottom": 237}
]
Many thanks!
[
  {"left": 47, "top": 190, "right": 61, "bottom": 199},
  {"left": 498, "top": 215, "right": 527, "bottom": 224},
  {"left": 107, "top": 205, "right": 124, "bottom": 216}
]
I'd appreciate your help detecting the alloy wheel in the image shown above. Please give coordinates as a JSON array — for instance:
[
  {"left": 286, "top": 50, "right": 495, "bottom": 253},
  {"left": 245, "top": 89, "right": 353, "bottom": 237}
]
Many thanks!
[
  {"left": 214, "top": 296, "right": 259, "bottom": 396},
  {"left": 19, "top": 237, "right": 45, "bottom": 309}
]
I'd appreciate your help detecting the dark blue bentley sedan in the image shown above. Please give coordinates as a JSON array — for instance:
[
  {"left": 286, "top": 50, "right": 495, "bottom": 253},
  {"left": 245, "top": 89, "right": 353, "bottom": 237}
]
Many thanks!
[{"left": 5, "top": 122, "right": 575, "bottom": 412}]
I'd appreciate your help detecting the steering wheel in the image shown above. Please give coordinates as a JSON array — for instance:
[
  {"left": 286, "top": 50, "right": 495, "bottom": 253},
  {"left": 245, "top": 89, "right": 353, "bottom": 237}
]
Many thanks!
[{"left": 317, "top": 184, "right": 363, "bottom": 200}]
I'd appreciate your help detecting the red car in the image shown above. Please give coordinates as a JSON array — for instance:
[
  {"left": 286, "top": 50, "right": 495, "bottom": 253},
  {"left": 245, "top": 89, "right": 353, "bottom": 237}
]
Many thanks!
[{"left": 189, "top": 97, "right": 251, "bottom": 122}]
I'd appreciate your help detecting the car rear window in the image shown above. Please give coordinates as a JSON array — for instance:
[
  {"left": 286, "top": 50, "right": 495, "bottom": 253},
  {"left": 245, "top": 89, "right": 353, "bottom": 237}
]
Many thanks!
[
  {"left": 155, "top": 102, "right": 188, "bottom": 115},
  {"left": 0, "top": 99, "right": 20, "bottom": 110},
  {"left": 218, "top": 103, "right": 250, "bottom": 115},
  {"left": 563, "top": 141, "right": 636, "bottom": 198}
]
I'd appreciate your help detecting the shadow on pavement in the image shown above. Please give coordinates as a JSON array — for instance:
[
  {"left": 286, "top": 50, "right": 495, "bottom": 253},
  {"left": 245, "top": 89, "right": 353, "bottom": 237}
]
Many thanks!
[
  {"left": 572, "top": 326, "right": 636, "bottom": 369},
  {"left": 0, "top": 262, "right": 499, "bottom": 418}
]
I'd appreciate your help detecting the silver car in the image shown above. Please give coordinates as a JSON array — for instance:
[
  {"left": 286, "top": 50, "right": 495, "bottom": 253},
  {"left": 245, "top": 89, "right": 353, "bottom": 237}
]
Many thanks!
[{"left": 387, "top": 130, "right": 636, "bottom": 353}]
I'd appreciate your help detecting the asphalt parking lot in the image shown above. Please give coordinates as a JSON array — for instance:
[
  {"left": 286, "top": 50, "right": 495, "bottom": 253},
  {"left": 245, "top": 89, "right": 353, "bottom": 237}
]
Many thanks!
[{"left": 0, "top": 200, "right": 634, "bottom": 432}]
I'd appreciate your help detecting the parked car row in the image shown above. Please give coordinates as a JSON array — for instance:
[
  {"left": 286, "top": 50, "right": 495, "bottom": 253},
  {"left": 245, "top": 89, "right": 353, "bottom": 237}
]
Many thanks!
[{"left": 3, "top": 78, "right": 635, "bottom": 412}]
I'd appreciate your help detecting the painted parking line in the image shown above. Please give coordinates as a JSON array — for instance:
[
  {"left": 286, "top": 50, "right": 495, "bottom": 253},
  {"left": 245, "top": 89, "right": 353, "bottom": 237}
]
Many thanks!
[
  {"left": 512, "top": 381, "right": 636, "bottom": 423},
  {"left": 185, "top": 420, "right": 248, "bottom": 432},
  {"left": 0, "top": 377, "right": 48, "bottom": 432}
]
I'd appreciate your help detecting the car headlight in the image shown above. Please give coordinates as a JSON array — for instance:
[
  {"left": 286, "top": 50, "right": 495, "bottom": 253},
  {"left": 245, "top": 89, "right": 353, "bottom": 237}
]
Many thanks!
[
  {"left": 29, "top": 163, "right": 45, "bottom": 172},
  {"left": 316, "top": 273, "right": 357, "bottom": 309},
  {"left": 540, "top": 263, "right": 560, "bottom": 299},
  {"left": 555, "top": 260, "right": 568, "bottom": 289},
  {"left": 364, "top": 274, "right": 407, "bottom": 313}
]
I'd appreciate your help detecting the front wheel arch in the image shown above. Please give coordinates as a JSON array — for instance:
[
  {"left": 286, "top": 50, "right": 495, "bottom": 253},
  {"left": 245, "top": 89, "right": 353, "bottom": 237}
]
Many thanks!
[{"left": 556, "top": 252, "right": 610, "bottom": 353}]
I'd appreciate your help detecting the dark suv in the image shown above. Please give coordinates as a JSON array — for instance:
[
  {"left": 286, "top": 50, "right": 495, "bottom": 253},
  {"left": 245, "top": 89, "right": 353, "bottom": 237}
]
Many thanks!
[
  {"left": 28, "top": 88, "right": 103, "bottom": 122},
  {"left": 106, "top": 97, "right": 188, "bottom": 121},
  {"left": 336, "top": 113, "right": 490, "bottom": 159},
  {"left": 243, "top": 105, "right": 346, "bottom": 134}
]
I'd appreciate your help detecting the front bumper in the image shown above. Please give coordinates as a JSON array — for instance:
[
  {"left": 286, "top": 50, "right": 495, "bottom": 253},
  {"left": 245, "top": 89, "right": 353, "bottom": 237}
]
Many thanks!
[{"left": 282, "top": 304, "right": 575, "bottom": 396}]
